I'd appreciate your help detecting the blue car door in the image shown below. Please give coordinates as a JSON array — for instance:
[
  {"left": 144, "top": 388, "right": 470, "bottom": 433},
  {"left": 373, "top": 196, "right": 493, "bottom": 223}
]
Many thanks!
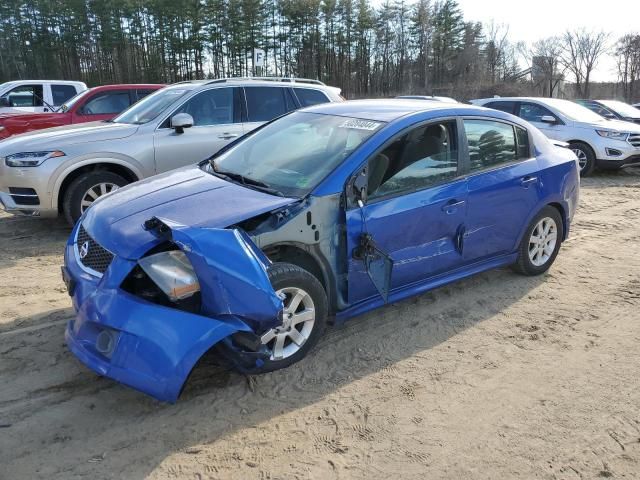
[
  {"left": 345, "top": 119, "right": 468, "bottom": 304},
  {"left": 462, "top": 118, "right": 542, "bottom": 261}
]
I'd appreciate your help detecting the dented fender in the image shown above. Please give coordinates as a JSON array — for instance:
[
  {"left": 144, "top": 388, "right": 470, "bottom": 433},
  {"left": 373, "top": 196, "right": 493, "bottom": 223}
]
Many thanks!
[{"left": 146, "top": 217, "right": 283, "bottom": 331}]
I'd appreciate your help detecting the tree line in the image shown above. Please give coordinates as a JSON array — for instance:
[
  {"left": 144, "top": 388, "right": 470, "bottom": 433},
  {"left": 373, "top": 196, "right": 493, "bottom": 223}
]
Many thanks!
[{"left": 0, "top": 0, "right": 638, "bottom": 102}]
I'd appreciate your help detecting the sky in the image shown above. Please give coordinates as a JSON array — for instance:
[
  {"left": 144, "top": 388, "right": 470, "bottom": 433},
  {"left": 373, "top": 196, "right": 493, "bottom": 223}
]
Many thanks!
[{"left": 456, "top": 0, "right": 639, "bottom": 81}]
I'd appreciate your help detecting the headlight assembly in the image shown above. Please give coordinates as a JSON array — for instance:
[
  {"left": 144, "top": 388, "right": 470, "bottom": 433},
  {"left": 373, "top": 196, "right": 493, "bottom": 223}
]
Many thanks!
[
  {"left": 596, "top": 130, "right": 628, "bottom": 141},
  {"left": 5, "top": 150, "right": 65, "bottom": 167},
  {"left": 138, "top": 250, "right": 200, "bottom": 302}
]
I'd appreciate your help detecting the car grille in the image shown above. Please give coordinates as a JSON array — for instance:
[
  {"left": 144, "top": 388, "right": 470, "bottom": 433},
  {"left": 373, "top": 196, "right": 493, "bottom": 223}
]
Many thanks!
[
  {"left": 629, "top": 133, "right": 640, "bottom": 148},
  {"left": 75, "top": 224, "right": 114, "bottom": 275}
]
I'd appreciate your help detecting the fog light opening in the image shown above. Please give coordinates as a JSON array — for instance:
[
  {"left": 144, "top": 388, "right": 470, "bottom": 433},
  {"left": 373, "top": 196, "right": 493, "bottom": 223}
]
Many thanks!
[
  {"left": 606, "top": 148, "right": 622, "bottom": 157},
  {"left": 96, "top": 329, "right": 117, "bottom": 357}
]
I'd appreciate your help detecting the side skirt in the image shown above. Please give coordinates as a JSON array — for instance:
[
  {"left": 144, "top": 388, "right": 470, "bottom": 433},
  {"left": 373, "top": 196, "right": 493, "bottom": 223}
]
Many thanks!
[{"left": 335, "top": 253, "right": 518, "bottom": 323}]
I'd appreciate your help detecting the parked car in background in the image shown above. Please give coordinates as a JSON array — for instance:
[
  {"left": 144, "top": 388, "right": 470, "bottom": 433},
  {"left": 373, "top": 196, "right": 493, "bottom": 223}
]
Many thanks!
[
  {"left": 0, "top": 77, "right": 342, "bottom": 224},
  {"left": 0, "top": 80, "right": 87, "bottom": 114},
  {"left": 633, "top": 103, "right": 640, "bottom": 109},
  {"left": 472, "top": 97, "right": 640, "bottom": 176},
  {"left": 62, "top": 99, "right": 579, "bottom": 402},
  {"left": 396, "top": 95, "right": 458, "bottom": 103},
  {"left": 0, "top": 84, "right": 164, "bottom": 140},
  {"left": 576, "top": 99, "right": 640, "bottom": 125}
]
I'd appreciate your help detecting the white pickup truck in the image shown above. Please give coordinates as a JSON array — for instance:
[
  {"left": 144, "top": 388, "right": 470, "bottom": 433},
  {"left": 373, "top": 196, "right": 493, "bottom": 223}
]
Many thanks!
[{"left": 0, "top": 80, "right": 87, "bottom": 114}]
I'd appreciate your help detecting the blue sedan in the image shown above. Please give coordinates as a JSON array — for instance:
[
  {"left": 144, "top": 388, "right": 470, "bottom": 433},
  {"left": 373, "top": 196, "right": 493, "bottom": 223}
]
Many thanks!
[{"left": 62, "top": 100, "right": 580, "bottom": 402}]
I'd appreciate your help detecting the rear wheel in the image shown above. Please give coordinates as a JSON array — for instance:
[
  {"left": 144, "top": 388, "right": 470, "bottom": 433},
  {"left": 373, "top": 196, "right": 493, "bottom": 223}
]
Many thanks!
[
  {"left": 512, "top": 206, "right": 564, "bottom": 276},
  {"left": 569, "top": 141, "right": 595, "bottom": 177},
  {"left": 62, "top": 171, "right": 128, "bottom": 225},
  {"left": 256, "top": 262, "right": 328, "bottom": 372}
]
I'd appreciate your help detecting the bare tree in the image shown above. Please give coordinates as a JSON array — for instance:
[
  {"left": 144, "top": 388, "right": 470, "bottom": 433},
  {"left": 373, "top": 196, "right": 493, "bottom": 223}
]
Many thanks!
[
  {"left": 560, "top": 29, "right": 609, "bottom": 98},
  {"left": 615, "top": 34, "right": 640, "bottom": 102}
]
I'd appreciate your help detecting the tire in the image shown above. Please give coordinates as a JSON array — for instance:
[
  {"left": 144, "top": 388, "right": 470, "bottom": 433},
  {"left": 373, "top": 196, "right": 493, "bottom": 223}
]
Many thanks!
[
  {"left": 255, "top": 262, "right": 328, "bottom": 373},
  {"left": 62, "top": 171, "right": 128, "bottom": 225},
  {"left": 569, "top": 141, "right": 596, "bottom": 177},
  {"left": 512, "top": 206, "right": 564, "bottom": 276}
]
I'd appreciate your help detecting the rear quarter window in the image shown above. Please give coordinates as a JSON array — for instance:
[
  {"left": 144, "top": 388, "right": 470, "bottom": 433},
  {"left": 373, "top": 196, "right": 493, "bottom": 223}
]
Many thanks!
[{"left": 293, "top": 88, "right": 331, "bottom": 107}]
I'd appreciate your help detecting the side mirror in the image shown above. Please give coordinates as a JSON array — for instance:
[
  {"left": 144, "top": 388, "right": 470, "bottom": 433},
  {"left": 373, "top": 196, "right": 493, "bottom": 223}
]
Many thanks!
[
  {"left": 170, "top": 113, "right": 194, "bottom": 134},
  {"left": 0, "top": 97, "right": 10, "bottom": 107},
  {"left": 540, "top": 115, "right": 557, "bottom": 124},
  {"left": 351, "top": 167, "right": 368, "bottom": 205}
]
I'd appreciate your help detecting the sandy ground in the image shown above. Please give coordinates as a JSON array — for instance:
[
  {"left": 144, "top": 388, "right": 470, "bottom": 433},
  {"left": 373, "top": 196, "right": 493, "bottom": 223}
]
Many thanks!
[{"left": 1, "top": 170, "right": 640, "bottom": 480}]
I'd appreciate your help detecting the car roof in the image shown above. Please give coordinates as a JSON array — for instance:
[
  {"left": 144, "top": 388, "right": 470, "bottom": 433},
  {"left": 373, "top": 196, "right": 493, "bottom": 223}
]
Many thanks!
[
  {"left": 166, "top": 78, "right": 340, "bottom": 94},
  {"left": 302, "top": 99, "right": 478, "bottom": 122},
  {"left": 87, "top": 84, "right": 165, "bottom": 90}
]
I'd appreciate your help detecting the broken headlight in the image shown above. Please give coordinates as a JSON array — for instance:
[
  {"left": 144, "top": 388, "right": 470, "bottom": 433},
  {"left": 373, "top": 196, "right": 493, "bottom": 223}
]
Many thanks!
[{"left": 138, "top": 250, "right": 200, "bottom": 302}]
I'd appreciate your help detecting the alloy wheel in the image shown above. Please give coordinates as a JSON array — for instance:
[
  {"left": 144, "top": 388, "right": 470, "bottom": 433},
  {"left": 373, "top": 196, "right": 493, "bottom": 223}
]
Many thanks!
[
  {"left": 80, "top": 182, "right": 120, "bottom": 213},
  {"left": 260, "top": 286, "right": 316, "bottom": 361},
  {"left": 571, "top": 147, "right": 588, "bottom": 171},
  {"left": 528, "top": 217, "right": 558, "bottom": 267}
]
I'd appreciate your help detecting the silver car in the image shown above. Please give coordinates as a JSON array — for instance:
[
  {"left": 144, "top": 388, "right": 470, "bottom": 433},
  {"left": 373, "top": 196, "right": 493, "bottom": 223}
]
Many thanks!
[{"left": 0, "top": 78, "right": 342, "bottom": 224}]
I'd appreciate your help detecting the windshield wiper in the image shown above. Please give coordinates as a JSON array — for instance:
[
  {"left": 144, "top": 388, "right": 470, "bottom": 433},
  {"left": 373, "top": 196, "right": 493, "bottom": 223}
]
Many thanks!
[{"left": 211, "top": 160, "right": 285, "bottom": 197}]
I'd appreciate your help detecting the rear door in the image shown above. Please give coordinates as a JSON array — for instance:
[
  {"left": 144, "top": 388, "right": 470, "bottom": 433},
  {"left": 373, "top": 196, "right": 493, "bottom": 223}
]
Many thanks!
[
  {"left": 241, "top": 86, "right": 297, "bottom": 135},
  {"left": 345, "top": 118, "right": 467, "bottom": 304},
  {"left": 50, "top": 84, "right": 80, "bottom": 110},
  {"left": 153, "top": 87, "right": 243, "bottom": 173},
  {"left": 462, "top": 118, "right": 542, "bottom": 262}
]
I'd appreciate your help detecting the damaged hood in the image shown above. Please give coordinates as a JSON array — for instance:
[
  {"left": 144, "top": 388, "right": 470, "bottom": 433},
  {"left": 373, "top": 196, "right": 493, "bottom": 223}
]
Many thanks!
[{"left": 82, "top": 166, "right": 298, "bottom": 259}]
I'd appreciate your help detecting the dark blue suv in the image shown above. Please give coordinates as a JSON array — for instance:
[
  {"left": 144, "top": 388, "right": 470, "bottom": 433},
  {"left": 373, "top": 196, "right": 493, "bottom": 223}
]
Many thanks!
[{"left": 62, "top": 100, "right": 580, "bottom": 402}]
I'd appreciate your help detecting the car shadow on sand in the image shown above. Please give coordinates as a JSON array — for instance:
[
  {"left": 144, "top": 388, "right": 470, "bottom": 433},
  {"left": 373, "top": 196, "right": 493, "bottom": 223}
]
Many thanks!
[{"left": 0, "top": 262, "right": 546, "bottom": 478}]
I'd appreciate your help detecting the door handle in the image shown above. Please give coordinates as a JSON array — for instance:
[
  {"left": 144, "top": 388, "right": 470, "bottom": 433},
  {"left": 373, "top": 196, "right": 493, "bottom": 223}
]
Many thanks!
[
  {"left": 218, "top": 133, "right": 239, "bottom": 139},
  {"left": 520, "top": 176, "right": 538, "bottom": 188},
  {"left": 441, "top": 199, "right": 466, "bottom": 214}
]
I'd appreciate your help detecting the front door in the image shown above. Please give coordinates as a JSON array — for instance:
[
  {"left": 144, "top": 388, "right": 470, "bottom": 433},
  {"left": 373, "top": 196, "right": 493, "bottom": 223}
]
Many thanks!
[
  {"left": 462, "top": 118, "right": 542, "bottom": 261},
  {"left": 345, "top": 119, "right": 468, "bottom": 304},
  {"left": 517, "top": 102, "right": 564, "bottom": 140},
  {"left": 153, "top": 87, "right": 243, "bottom": 173}
]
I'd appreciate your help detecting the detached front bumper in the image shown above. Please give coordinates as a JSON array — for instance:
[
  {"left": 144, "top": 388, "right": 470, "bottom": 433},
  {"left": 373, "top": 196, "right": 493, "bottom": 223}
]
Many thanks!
[{"left": 63, "top": 219, "right": 282, "bottom": 402}]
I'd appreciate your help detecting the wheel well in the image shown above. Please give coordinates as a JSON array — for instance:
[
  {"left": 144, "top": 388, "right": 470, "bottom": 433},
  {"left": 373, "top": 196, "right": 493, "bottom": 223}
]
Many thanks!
[
  {"left": 548, "top": 202, "right": 568, "bottom": 240},
  {"left": 567, "top": 140, "right": 594, "bottom": 154},
  {"left": 264, "top": 244, "right": 329, "bottom": 295},
  {"left": 57, "top": 163, "right": 138, "bottom": 213}
]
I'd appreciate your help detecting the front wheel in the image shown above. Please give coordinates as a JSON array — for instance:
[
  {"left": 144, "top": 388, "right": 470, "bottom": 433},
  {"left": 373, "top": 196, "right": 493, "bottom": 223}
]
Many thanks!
[
  {"left": 512, "top": 206, "right": 564, "bottom": 276},
  {"left": 569, "top": 141, "right": 595, "bottom": 177},
  {"left": 62, "top": 171, "right": 128, "bottom": 225},
  {"left": 256, "top": 262, "right": 328, "bottom": 372}
]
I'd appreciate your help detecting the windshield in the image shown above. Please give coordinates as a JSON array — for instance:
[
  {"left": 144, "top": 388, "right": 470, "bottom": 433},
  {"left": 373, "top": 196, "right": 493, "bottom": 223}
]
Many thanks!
[
  {"left": 113, "top": 86, "right": 190, "bottom": 124},
  {"left": 545, "top": 99, "right": 606, "bottom": 123},
  {"left": 59, "top": 88, "right": 93, "bottom": 112},
  {"left": 598, "top": 100, "right": 640, "bottom": 118},
  {"left": 208, "top": 112, "right": 384, "bottom": 197}
]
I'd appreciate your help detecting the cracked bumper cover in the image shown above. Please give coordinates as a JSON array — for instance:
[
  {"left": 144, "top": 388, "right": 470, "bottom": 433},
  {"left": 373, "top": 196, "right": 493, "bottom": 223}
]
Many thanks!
[{"left": 64, "top": 219, "right": 282, "bottom": 403}]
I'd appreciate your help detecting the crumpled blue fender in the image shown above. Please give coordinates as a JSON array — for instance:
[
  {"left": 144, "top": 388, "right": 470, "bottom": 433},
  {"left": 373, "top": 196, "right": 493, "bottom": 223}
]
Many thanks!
[{"left": 146, "top": 217, "right": 283, "bottom": 331}]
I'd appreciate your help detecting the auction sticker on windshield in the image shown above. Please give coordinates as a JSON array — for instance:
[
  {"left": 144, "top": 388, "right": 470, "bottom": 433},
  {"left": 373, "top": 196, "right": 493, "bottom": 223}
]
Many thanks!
[{"left": 339, "top": 119, "right": 382, "bottom": 131}]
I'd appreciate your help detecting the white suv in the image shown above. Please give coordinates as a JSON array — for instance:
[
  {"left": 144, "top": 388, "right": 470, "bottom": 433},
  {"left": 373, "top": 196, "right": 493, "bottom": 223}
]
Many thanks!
[{"left": 471, "top": 97, "right": 640, "bottom": 176}]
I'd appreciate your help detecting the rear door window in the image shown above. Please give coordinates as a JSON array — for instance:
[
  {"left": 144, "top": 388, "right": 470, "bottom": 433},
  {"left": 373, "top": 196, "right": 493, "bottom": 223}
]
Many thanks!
[
  {"left": 51, "top": 84, "right": 79, "bottom": 105},
  {"left": 464, "top": 119, "right": 518, "bottom": 172},
  {"left": 484, "top": 101, "right": 516, "bottom": 114},
  {"left": 293, "top": 88, "right": 330, "bottom": 107},
  {"left": 244, "top": 87, "right": 287, "bottom": 122}
]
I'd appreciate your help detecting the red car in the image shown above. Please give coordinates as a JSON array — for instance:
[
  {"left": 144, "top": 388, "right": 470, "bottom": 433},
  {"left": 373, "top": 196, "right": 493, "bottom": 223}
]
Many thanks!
[{"left": 0, "top": 84, "right": 164, "bottom": 140}]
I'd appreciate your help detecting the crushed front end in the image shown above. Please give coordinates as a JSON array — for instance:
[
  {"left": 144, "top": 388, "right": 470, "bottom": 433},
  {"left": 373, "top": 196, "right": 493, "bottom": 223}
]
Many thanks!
[{"left": 63, "top": 217, "right": 283, "bottom": 403}]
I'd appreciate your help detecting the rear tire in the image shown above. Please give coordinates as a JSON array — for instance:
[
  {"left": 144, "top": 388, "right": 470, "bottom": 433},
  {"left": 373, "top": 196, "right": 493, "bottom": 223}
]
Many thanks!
[
  {"left": 569, "top": 141, "right": 595, "bottom": 177},
  {"left": 62, "top": 171, "right": 128, "bottom": 225},
  {"left": 255, "top": 262, "right": 328, "bottom": 373},
  {"left": 512, "top": 206, "right": 564, "bottom": 276}
]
